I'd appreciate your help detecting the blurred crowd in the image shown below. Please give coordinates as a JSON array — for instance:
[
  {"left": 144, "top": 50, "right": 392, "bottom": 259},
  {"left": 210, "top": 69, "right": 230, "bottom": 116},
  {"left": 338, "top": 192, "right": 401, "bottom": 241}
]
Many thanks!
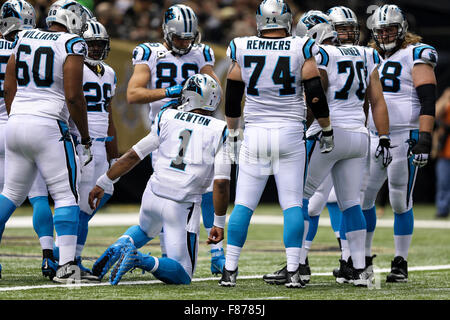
[{"left": 20, "top": 0, "right": 306, "bottom": 44}]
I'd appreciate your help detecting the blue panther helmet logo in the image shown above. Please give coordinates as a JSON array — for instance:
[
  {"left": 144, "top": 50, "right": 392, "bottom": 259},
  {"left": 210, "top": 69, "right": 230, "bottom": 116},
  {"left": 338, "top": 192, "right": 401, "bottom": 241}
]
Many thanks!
[
  {"left": 185, "top": 76, "right": 204, "bottom": 97},
  {"left": 2, "top": 3, "right": 20, "bottom": 19},
  {"left": 164, "top": 7, "right": 175, "bottom": 23}
]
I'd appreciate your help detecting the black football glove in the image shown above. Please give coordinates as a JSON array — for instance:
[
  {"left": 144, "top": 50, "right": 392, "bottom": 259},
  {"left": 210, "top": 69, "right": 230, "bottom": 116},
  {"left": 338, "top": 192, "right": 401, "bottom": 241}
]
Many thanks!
[{"left": 409, "top": 132, "right": 432, "bottom": 168}]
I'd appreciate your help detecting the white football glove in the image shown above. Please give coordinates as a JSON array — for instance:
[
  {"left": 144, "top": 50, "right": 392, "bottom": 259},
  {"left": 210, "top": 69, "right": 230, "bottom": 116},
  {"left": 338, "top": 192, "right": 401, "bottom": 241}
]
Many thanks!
[
  {"left": 320, "top": 128, "right": 334, "bottom": 153},
  {"left": 226, "top": 129, "right": 242, "bottom": 164},
  {"left": 81, "top": 137, "right": 93, "bottom": 166}
]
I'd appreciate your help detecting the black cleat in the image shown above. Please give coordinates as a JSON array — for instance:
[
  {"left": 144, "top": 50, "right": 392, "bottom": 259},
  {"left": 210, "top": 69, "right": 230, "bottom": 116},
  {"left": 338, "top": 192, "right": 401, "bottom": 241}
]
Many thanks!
[
  {"left": 219, "top": 267, "right": 238, "bottom": 287},
  {"left": 53, "top": 261, "right": 82, "bottom": 284},
  {"left": 285, "top": 266, "right": 306, "bottom": 289},
  {"left": 333, "top": 258, "right": 354, "bottom": 284},
  {"left": 364, "top": 254, "right": 377, "bottom": 278},
  {"left": 42, "top": 257, "right": 58, "bottom": 280},
  {"left": 299, "top": 258, "right": 311, "bottom": 284},
  {"left": 263, "top": 264, "right": 287, "bottom": 285},
  {"left": 386, "top": 256, "right": 408, "bottom": 283}
]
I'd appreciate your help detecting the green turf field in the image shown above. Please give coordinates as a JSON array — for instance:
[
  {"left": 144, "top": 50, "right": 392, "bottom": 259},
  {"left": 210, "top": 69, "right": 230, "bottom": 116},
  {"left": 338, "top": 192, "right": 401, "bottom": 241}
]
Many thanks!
[{"left": 0, "top": 203, "right": 449, "bottom": 301}]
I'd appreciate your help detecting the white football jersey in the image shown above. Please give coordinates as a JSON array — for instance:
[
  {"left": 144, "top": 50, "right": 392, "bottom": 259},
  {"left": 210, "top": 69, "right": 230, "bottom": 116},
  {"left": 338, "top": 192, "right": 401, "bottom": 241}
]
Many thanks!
[
  {"left": 226, "top": 35, "right": 319, "bottom": 127},
  {"left": 132, "top": 108, "right": 229, "bottom": 203},
  {"left": 0, "top": 39, "right": 14, "bottom": 124},
  {"left": 10, "top": 29, "right": 88, "bottom": 122},
  {"left": 368, "top": 43, "right": 438, "bottom": 132},
  {"left": 132, "top": 42, "right": 215, "bottom": 123},
  {"left": 70, "top": 62, "right": 117, "bottom": 139},
  {"left": 307, "top": 44, "right": 380, "bottom": 137}
]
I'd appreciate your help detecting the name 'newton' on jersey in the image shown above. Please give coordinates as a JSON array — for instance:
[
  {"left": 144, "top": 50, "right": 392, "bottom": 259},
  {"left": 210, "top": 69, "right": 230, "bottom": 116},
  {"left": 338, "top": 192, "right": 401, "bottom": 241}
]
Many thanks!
[
  {"left": 0, "top": 39, "right": 15, "bottom": 124},
  {"left": 226, "top": 35, "right": 319, "bottom": 127},
  {"left": 368, "top": 43, "right": 438, "bottom": 133},
  {"left": 307, "top": 44, "right": 380, "bottom": 137},
  {"left": 70, "top": 62, "right": 117, "bottom": 139},
  {"left": 133, "top": 108, "right": 227, "bottom": 203},
  {"left": 132, "top": 42, "right": 215, "bottom": 124},
  {"left": 10, "top": 29, "right": 88, "bottom": 123}
]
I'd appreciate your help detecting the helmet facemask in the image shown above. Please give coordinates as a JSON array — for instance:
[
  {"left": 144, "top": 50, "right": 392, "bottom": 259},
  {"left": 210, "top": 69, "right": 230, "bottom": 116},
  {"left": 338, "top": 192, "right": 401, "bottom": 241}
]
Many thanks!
[
  {"left": 334, "top": 22, "right": 360, "bottom": 45},
  {"left": 372, "top": 24, "right": 404, "bottom": 52}
]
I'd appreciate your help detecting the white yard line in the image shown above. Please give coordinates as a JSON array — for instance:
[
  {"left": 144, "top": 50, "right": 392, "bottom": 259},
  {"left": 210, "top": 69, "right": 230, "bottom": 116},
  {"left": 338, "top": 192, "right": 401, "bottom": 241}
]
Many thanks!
[
  {"left": 1, "top": 264, "right": 450, "bottom": 292},
  {"left": 5, "top": 213, "right": 450, "bottom": 229}
]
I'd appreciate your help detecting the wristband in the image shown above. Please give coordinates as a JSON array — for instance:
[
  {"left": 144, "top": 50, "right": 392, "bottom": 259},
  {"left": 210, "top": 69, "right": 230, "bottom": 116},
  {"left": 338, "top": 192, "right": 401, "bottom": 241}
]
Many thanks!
[
  {"left": 321, "top": 124, "right": 332, "bottom": 132},
  {"left": 96, "top": 173, "right": 119, "bottom": 190},
  {"left": 213, "top": 213, "right": 226, "bottom": 229}
]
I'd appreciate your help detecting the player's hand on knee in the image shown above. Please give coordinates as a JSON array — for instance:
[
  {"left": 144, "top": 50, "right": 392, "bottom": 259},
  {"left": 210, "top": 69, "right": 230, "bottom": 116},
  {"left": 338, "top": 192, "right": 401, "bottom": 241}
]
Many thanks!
[
  {"left": 165, "top": 84, "right": 183, "bottom": 98},
  {"left": 319, "top": 128, "right": 334, "bottom": 153},
  {"left": 409, "top": 132, "right": 432, "bottom": 168},
  {"left": 375, "top": 135, "right": 393, "bottom": 168},
  {"left": 89, "top": 186, "right": 105, "bottom": 210},
  {"left": 81, "top": 137, "right": 93, "bottom": 166},
  {"left": 207, "top": 226, "right": 224, "bottom": 244},
  {"left": 226, "top": 129, "right": 242, "bottom": 164}
]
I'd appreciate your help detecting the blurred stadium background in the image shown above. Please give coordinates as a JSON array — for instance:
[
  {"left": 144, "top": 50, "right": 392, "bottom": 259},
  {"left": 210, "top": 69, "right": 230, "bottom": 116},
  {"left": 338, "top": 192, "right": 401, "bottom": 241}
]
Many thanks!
[{"left": 5, "top": 0, "right": 450, "bottom": 211}]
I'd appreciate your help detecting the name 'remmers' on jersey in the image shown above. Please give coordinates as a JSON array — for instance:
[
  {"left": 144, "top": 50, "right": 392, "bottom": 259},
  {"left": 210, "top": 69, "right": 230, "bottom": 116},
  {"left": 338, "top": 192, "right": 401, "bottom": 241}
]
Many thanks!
[
  {"left": 132, "top": 42, "right": 215, "bottom": 123},
  {"left": 226, "top": 36, "right": 319, "bottom": 127},
  {"left": 10, "top": 29, "right": 87, "bottom": 122}
]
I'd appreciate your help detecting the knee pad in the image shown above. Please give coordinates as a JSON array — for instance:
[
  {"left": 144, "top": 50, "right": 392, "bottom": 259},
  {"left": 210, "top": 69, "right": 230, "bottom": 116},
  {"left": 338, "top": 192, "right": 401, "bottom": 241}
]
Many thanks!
[{"left": 54, "top": 205, "right": 80, "bottom": 236}]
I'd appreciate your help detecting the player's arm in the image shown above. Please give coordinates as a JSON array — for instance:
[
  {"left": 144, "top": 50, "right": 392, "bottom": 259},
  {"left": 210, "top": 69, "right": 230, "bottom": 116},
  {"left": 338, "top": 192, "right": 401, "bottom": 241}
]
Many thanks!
[
  {"left": 367, "top": 69, "right": 389, "bottom": 135},
  {"left": 302, "top": 57, "right": 333, "bottom": 153},
  {"left": 4, "top": 54, "right": 17, "bottom": 114},
  {"left": 64, "top": 54, "right": 92, "bottom": 165},
  {"left": 207, "top": 136, "right": 231, "bottom": 245},
  {"left": 89, "top": 129, "right": 160, "bottom": 209},
  {"left": 106, "top": 102, "right": 119, "bottom": 163},
  {"left": 126, "top": 64, "right": 182, "bottom": 104},
  {"left": 224, "top": 60, "right": 244, "bottom": 131},
  {"left": 410, "top": 62, "right": 438, "bottom": 167}
]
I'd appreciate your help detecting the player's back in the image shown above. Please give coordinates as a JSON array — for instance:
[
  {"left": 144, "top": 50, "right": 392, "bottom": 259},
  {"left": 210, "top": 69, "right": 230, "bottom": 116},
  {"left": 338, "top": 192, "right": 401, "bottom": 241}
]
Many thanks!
[
  {"left": 10, "top": 29, "right": 87, "bottom": 123},
  {"left": 0, "top": 39, "right": 14, "bottom": 124},
  {"left": 70, "top": 62, "right": 117, "bottom": 139},
  {"left": 227, "top": 35, "right": 317, "bottom": 127},
  {"left": 150, "top": 108, "right": 227, "bottom": 203},
  {"left": 368, "top": 43, "right": 438, "bottom": 132},
  {"left": 132, "top": 42, "right": 215, "bottom": 123}
]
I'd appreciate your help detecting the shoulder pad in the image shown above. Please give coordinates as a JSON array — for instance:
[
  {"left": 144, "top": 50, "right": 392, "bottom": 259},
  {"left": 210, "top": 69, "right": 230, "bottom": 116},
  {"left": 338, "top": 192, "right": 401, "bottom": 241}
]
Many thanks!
[{"left": 412, "top": 43, "right": 438, "bottom": 67}]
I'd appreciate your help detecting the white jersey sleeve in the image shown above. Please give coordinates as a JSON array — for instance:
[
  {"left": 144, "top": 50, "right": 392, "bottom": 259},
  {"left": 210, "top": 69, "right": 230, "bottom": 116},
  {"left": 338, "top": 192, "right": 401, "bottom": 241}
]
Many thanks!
[{"left": 412, "top": 43, "right": 438, "bottom": 68}]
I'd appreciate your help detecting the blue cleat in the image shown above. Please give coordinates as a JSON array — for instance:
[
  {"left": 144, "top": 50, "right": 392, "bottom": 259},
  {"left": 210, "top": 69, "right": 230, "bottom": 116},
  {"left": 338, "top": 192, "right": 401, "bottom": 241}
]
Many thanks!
[
  {"left": 42, "top": 257, "right": 58, "bottom": 280},
  {"left": 92, "top": 237, "right": 132, "bottom": 280},
  {"left": 210, "top": 248, "right": 225, "bottom": 275},
  {"left": 109, "top": 243, "right": 140, "bottom": 285},
  {"left": 76, "top": 256, "right": 92, "bottom": 274}
]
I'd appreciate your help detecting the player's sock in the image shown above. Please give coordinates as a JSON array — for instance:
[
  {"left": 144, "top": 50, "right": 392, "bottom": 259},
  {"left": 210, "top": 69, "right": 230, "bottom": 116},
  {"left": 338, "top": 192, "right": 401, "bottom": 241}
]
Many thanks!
[
  {"left": 339, "top": 218, "right": 350, "bottom": 261},
  {"left": 151, "top": 256, "right": 191, "bottom": 284},
  {"left": 30, "top": 196, "right": 54, "bottom": 250},
  {"left": 363, "top": 205, "right": 377, "bottom": 257},
  {"left": 300, "top": 199, "right": 310, "bottom": 264},
  {"left": 225, "top": 205, "right": 253, "bottom": 271},
  {"left": 159, "top": 229, "right": 167, "bottom": 258},
  {"left": 342, "top": 205, "right": 367, "bottom": 269},
  {"left": 75, "top": 210, "right": 90, "bottom": 257},
  {"left": 124, "top": 225, "right": 152, "bottom": 248},
  {"left": 201, "top": 192, "right": 224, "bottom": 252},
  {"left": 283, "top": 206, "right": 304, "bottom": 272},
  {"left": 327, "top": 202, "right": 342, "bottom": 234},
  {"left": 300, "top": 213, "right": 319, "bottom": 264},
  {"left": 394, "top": 209, "right": 414, "bottom": 259},
  {"left": 0, "top": 195, "right": 17, "bottom": 240},
  {"left": 91, "top": 193, "right": 112, "bottom": 215},
  {"left": 53, "top": 205, "right": 79, "bottom": 265}
]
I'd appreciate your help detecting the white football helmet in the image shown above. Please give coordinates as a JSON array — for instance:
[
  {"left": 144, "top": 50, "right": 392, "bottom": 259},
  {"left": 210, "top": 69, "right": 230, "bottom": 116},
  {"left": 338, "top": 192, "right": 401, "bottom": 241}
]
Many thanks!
[
  {"left": 326, "top": 6, "right": 360, "bottom": 45},
  {"left": 180, "top": 74, "right": 221, "bottom": 113},
  {"left": 46, "top": 0, "right": 89, "bottom": 35},
  {"left": 0, "top": 0, "right": 36, "bottom": 39},
  {"left": 83, "top": 19, "right": 110, "bottom": 64},
  {"left": 162, "top": 4, "right": 199, "bottom": 55},
  {"left": 369, "top": 5, "right": 408, "bottom": 52},
  {"left": 296, "top": 10, "right": 337, "bottom": 44},
  {"left": 256, "top": 0, "right": 292, "bottom": 36}
]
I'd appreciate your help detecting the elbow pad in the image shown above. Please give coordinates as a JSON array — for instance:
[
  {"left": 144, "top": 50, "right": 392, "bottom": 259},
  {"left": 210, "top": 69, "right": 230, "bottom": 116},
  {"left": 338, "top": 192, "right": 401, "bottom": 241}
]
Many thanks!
[
  {"left": 225, "top": 79, "right": 245, "bottom": 118},
  {"left": 303, "top": 76, "right": 329, "bottom": 119},
  {"left": 416, "top": 84, "right": 436, "bottom": 116}
]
